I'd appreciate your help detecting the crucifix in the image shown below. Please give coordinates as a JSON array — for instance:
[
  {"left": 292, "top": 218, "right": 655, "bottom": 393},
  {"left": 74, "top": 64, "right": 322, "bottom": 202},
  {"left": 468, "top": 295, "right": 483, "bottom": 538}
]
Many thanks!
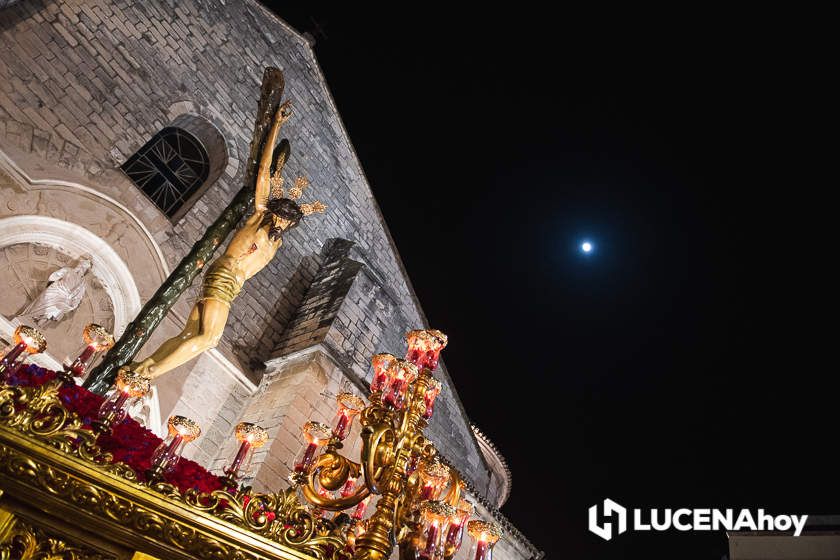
[{"left": 85, "top": 68, "right": 324, "bottom": 393}]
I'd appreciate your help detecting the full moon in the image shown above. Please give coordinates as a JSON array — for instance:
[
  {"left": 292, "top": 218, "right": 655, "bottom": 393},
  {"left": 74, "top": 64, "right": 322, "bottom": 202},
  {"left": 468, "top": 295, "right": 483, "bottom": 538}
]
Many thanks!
[{"left": 581, "top": 241, "right": 593, "bottom": 253}]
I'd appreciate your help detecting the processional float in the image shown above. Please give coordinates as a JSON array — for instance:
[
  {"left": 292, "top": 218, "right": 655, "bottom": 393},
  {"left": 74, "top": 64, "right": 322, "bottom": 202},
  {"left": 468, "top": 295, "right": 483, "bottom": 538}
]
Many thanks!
[{"left": 0, "top": 68, "right": 503, "bottom": 560}]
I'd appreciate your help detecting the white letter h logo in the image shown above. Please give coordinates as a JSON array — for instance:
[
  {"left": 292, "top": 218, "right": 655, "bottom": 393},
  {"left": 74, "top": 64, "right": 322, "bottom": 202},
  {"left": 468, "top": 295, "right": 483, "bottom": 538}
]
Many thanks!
[{"left": 589, "top": 498, "right": 627, "bottom": 541}]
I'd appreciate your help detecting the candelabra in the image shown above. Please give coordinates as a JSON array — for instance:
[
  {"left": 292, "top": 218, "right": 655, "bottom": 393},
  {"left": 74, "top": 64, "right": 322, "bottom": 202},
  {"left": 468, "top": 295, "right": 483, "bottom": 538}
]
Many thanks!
[{"left": 292, "top": 329, "right": 503, "bottom": 560}]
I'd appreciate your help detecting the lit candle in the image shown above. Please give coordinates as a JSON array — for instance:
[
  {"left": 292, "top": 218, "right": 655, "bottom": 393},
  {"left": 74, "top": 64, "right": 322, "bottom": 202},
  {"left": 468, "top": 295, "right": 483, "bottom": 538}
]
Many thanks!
[
  {"left": 405, "top": 329, "right": 448, "bottom": 371},
  {"left": 382, "top": 359, "right": 418, "bottom": 410},
  {"left": 418, "top": 458, "right": 450, "bottom": 501},
  {"left": 0, "top": 325, "right": 46, "bottom": 377},
  {"left": 384, "top": 374, "right": 405, "bottom": 408},
  {"left": 94, "top": 369, "right": 150, "bottom": 434},
  {"left": 69, "top": 345, "right": 96, "bottom": 376},
  {"left": 294, "top": 421, "right": 331, "bottom": 474},
  {"left": 163, "top": 434, "right": 184, "bottom": 460},
  {"left": 111, "top": 390, "right": 130, "bottom": 411},
  {"left": 331, "top": 392, "right": 365, "bottom": 440},
  {"left": 467, "top": 521, "right": 502, "bottom": 560},
  {"left": 149, "top": 415, "right": 202, "bottom": 478},
  {"left": 334, "top": 412, "right": 349, "bottom": 437},
  {"left": 296, "top": 443, "right": 319, "bottom": 473},
  {"left": 224, "top": 422, "right": 268, "bottom": 484},
  {"left": 423, "top": 379, "right": 442, "bottom": 420},
  {"left": 421, "top": 523, "right": 439, "bottom": 560},
  {"left": 445, "top": 499, "right": 474, "bottom": 554},
  {"left": 370, "top": 353, "right": 395, "bottom": 392},
  {"left": 352, "top": 496, "right": 371, "bottom": 520},
  {"left": 418, "top": 501, "right": 456, "bottom": 560},
  {"left": 230, "top": 441, "right": 251, "bottom": 473},
  {"left": 0, "top": 342, "right": 27, "bottom": 370},
  {"left": 63, "top": 324, "right": 115, "bottom": 380},
  {"left": 474, "top": 540, "right": 489, "bottom": 560},
  {"left": 340, "top": 476, "right": 357, "bottom": 497}
]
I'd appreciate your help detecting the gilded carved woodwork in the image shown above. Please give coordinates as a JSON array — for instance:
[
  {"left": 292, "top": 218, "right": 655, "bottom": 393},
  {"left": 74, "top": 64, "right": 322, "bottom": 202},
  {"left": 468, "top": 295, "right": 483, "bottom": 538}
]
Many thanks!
[
  {"left": 0, "top": 380, "right": 342, "bottom": 560},
  {"left": 0, "top": 516, "right": 115, "bottom": 560}
]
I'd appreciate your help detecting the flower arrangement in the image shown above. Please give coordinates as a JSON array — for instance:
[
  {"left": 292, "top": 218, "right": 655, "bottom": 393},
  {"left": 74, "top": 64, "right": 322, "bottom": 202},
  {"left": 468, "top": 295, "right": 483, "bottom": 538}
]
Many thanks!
[{"left": 7, "top": 364, "right": 222, "bottom": 494}]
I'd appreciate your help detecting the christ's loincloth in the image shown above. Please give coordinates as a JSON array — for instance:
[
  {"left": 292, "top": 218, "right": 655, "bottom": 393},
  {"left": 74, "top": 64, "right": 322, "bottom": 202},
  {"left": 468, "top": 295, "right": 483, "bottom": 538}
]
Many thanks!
[{"left": 200, "top": 259, "right": 243, "bottom": 306}]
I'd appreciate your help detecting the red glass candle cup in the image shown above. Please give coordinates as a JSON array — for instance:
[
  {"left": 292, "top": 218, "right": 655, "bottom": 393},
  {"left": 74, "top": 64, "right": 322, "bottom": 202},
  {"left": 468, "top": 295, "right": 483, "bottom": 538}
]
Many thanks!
[
  {"left": 340, "top": 475, "right": 358, "bottom": 498},
  {"left": 383, "top": 359, "right": 418, "bottom": 410},
  {"left": 467, "top": 521, "right": 502, "bottom": 560},
  {"left": 416, "top": 501, "right": 456, "bottom": 560},
  {"left": 149, "top": 415, "right": 201, "bottom": 477},
  {"left": 370, "top": 353, "right": 396, "bottom": 393},
  {"left": 0, "top": 325, "right": 46, "bottom": 378},
  {"left": 352, "top": 495, "right": 371, "bottom": 520},
  {"left": 294, "top": 421, "right": 332, "bottom": 474},
  {"left": 444, "top": 499, "right": 475, "bottom": 558},
  {"left": 418, "top": 458, "right": 450, "bottom": 501},
  {"left": 223, "top": 422, "right": 268, "bottom": 485},
  {"left": 405, "top": 329, "right": 448, "bottom": 371},
  {"left": 62, "top": 323, "right": 115, "bottom": 381},
  {"left": 332, "top": 392, "right": 365, "bottom": 440},
  {"left": 422, "top": 378, "right": 442, "bottom": 420},
  {"left": 93, "top": 369, "right": 150, "bottom": 434},
  {"left": 310, "top": 486, "right": 332, "bottom": 519}
]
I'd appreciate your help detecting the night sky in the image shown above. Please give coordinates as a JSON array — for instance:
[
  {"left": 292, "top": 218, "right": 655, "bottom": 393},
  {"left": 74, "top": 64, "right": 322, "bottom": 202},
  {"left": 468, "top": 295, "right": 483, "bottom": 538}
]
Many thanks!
[{"left": 269, "top": 6, "right": 834, "bottom": 559}]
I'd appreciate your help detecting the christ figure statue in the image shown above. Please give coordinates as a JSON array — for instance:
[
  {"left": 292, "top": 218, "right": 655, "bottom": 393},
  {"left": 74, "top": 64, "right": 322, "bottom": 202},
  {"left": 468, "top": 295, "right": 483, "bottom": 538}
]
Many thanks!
[{"left": 124, "top": 101, "right": 325, "bottom": 380}]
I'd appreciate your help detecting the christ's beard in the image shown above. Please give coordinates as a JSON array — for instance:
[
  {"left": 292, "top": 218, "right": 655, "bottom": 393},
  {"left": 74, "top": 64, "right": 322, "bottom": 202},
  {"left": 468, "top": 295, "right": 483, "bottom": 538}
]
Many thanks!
[{"left": 268, "top": 226, "right": 283, "bottom": 242}]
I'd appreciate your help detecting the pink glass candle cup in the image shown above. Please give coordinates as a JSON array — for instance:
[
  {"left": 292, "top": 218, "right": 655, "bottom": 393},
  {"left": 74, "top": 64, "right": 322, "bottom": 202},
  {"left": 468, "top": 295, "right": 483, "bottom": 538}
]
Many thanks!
[
  {"left": 62, "top": 323, "right": 114, "bottom": 382},
  {"left": 382, "top": 359, "right": 418, "bottom": 410},
  {"left": 332, "top": 392, "right": 365, "bottom": 440},
  {"left": 370, "top": 352, "right": 396, "bottom": 393},
  {"left": 405, "top": 329, "right": 448, "bottom": 371},
  {"left": 467, "top": 521, "right": 503, "bottom": 560},
  {"left": 223, "top": 422, "right": 268, "bottom": 485},
  {"left": 294, "top": 421, "right": 332, "bottom": 474},
  {"left": 0, "top": 325, "right": 46, "bottom": 378},
  {"left": 416, "top": 501, "right": 456, "bottom": 560},
  {"left": 149, "top": 415, "right": 202, "bottom": 479}
]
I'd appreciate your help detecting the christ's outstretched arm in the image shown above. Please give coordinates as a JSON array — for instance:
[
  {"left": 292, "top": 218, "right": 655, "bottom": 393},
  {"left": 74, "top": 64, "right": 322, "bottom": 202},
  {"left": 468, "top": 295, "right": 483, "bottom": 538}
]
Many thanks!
[{"left": 255, "top": 101, "right": 292, "bottom": 211}]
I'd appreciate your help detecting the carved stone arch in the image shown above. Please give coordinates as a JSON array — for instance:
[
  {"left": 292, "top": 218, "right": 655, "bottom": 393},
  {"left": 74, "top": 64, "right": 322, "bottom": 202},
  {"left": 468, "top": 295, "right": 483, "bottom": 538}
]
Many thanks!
[
  {"left": 0, "top": 215, "right": 140, "bottom": 335},
  {"left": 0, "top": 216, "right": 163, "bottom": 435}
]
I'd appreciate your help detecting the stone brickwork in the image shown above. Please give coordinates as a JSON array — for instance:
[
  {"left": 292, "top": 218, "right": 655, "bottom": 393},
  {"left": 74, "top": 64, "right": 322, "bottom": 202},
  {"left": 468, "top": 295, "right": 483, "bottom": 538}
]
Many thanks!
[{"left": 0, "top": 1, "right": 538, "bottom": 555}]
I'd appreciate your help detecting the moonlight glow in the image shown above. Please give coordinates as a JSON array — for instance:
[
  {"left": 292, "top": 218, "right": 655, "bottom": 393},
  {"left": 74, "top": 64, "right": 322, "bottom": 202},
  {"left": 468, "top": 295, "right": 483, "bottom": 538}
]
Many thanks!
[{"left": 581, "top": 241, "right": 593, "bottom": 253}]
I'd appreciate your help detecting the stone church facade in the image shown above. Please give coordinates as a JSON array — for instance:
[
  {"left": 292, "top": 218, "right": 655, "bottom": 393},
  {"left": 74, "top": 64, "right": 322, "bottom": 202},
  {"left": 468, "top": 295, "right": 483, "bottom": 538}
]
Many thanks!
[{"left": 0, "top": 1, "right": 539, "bottom": 558}]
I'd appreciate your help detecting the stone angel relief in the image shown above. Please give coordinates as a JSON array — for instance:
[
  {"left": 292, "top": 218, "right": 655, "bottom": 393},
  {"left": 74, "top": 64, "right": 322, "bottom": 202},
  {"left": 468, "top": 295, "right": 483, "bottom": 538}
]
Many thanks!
[
  {"left": 19, "top": 256, "right": 92, "bottom": 325},
  {"left": 124, "top": 101, "right": 326, "bottom": 380}
]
